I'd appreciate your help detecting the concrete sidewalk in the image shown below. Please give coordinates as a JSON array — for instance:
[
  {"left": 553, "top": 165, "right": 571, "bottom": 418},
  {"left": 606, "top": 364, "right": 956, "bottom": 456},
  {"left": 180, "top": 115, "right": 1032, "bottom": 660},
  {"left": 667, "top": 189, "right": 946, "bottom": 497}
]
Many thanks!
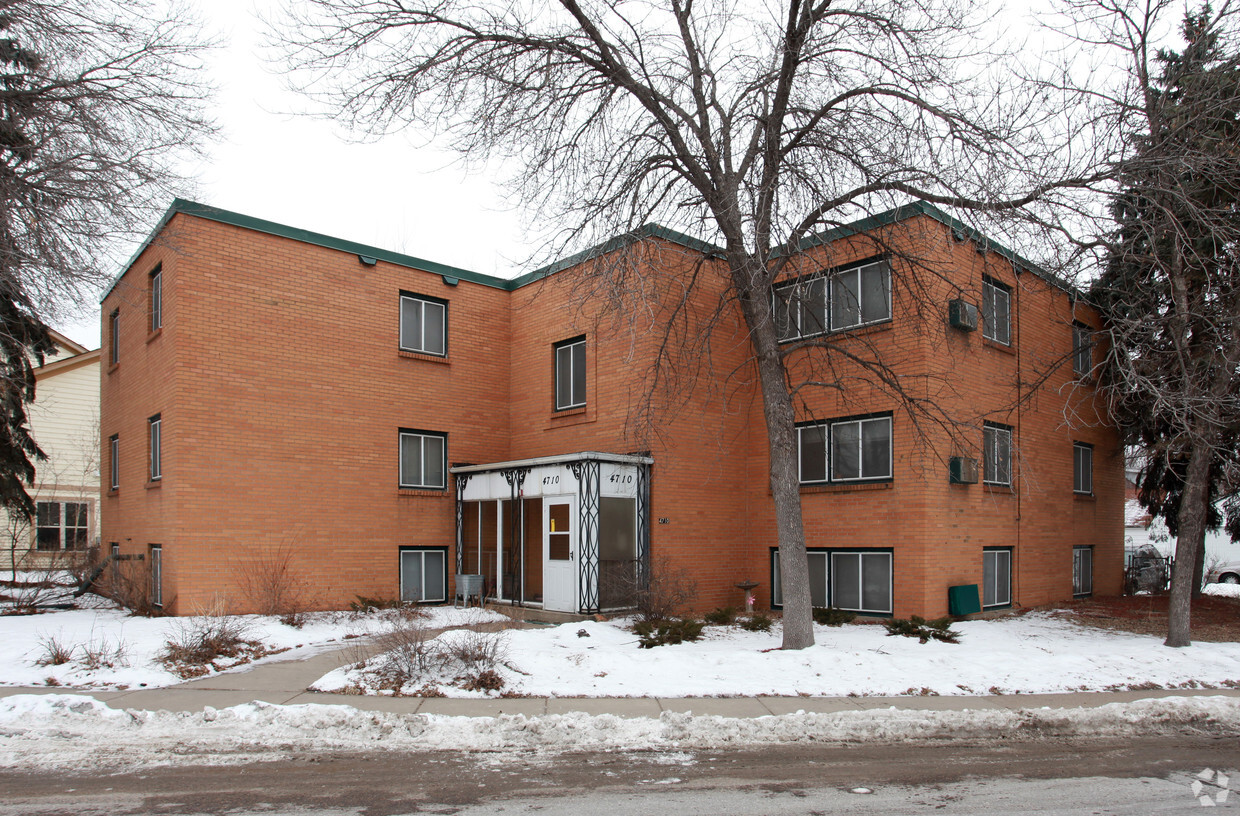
[{"left": 2, "top": 637, "right": 1237, "bottom": 717}]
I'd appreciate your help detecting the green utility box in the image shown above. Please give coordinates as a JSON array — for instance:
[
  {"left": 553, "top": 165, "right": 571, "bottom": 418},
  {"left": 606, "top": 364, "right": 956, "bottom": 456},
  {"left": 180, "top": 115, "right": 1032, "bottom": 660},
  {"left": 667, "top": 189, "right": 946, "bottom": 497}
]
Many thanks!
[{"left": 948, "top": 584, "right": 981, "bottom": 616}]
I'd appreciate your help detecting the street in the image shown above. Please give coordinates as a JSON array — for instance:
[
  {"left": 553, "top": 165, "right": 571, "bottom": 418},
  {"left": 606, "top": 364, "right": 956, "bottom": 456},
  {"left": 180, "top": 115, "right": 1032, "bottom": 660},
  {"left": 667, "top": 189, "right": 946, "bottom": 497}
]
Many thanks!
[{"left": 1, "top": 733, "right": 1235, "bottom": 815}]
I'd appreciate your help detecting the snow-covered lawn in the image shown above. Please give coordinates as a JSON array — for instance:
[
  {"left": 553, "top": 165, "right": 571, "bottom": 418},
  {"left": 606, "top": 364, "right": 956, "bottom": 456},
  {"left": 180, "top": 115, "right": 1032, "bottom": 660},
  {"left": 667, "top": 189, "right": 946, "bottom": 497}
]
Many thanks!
[
  {"left": 1206, "top": 582, "right": 1240, "bottom": 599},
  {"left": 312, "top": 612, "right": 1240, "bottom": 698},
  {"left": 0, "top": 602, "right": 506, "bottom": 689}
]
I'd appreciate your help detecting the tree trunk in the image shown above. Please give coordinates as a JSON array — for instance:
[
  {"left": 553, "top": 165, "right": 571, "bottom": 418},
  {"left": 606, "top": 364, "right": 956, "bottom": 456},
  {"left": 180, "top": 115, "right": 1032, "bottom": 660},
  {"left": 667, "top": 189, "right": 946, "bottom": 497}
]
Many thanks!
[
  {"left": 735, "top": 278, "right": 815, "bottom": 650},
  {"left": 1191, "top": 535, "right": 1207, "bottom": 598},
  {"left": 1165, "top": 440, "right": 1213, "bottom": 647}
]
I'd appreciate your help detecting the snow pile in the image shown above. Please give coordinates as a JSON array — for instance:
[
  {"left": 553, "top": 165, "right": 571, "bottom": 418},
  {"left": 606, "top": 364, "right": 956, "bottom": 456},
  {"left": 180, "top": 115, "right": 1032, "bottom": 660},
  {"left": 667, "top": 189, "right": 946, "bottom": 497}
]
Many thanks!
[
  {"left": 1205, "top": 583, "right": 1240, "bottom": 599},
  {"left": 314, "top": 613, "right": 1240, "bottom": 698},
  {"left": 0, "top": 605, "right": 507, "bottom": 689},
  {"left": 1, "top": 693, "right": 1237, "bottom": 771}
]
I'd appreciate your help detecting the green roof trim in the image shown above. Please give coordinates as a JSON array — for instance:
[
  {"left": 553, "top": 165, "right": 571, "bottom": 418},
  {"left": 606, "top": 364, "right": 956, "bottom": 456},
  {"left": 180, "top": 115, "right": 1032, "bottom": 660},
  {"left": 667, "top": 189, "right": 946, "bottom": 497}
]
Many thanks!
[
  {"left": 785, "top": 199, "right": 1077, "bottom": 295},
  {"left": 509, "top": 223, "right": 724, "bottom": 288},
  {"left": 103, "top": 198, "right": 512, "bottom": 301}
]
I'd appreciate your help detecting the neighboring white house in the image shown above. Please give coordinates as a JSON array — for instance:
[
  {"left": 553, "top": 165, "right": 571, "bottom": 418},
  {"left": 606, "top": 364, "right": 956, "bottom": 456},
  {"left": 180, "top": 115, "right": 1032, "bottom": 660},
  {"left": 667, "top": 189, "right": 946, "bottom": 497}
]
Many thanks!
[
  {"left": 3, "top": 330, "right": 101, "bottom": 570},
  {"left": 1124, "top": 469, "right": 1240, "bottom": 569}
]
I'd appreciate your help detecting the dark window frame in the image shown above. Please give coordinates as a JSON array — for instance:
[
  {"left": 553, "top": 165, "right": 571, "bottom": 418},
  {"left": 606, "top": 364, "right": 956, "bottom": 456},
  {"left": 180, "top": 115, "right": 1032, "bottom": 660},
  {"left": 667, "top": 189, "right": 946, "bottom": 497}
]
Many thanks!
[
  {"left": 1072, "top": 322, "right": 1093, "bottom": 377},
  {"left": 981, "top": 276, "right": 1012, "bottom": 346},
  {"left": 399, "top": 545, "right": 449, "bottom": 603},
  {"left": 148, "top": 414, "right": 161, "bottom": 482},
  {"left": 982, "top": 547, "right": 1012, "bottom": 609},
  {"left": 109, "top": 309, "right": 120, "bottom": 365},
  {"left": 797, "top": 412, "right": 893, "bottom": 485},
  {"left": 150, "top": 544, "right": 163, "bottom": 607},
  {"left": 399, "top": 428, "right": 448, "bottom": 490},
  {"left": 774, "top": 257, "right": 892, "bottom": 342},
  {"left": 35, "top": 501, "right": 90, "bottom": 551},
  {"left": 398, "top": 291, "right": 448, "bottom": 356},
  {"left": 1073, "top": 442, "right": 1093, "bottom": 495},
  {"left": 149, "top": 265, "right": 162, "bottom": 332},
  {"left": 109, "top": 434, "right": 119, "bottom": 491},
  {"left": 1073, "top": 545, "right": 1093, "bottom": 597},
  {"left": 983, "top": 421, "right": 1013, "bottom": 487},
  {"left": 553, "top": 336, "right": 587, "bottom": 411},
  {"left": 770, "top": 546, "right": 894, "bottom": 616}
]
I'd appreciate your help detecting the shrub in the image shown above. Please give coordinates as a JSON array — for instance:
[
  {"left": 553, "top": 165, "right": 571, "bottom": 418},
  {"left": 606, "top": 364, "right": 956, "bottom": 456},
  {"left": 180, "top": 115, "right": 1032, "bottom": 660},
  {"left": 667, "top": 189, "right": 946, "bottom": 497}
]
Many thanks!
[
  {"left": 349, "top": 595, "right": 405, "bottom": 612},
  {"left": 158, "top": 597, "right": 266, "bottom": 678},
  {"left": 232, "top": 538, "right": 313, "bottom": 625},
  {"left": 883, "top": 615, "right": 961, "bottom": 644},
  {"left": 35, "top": 634, "right": 74, "bottom": 666},
  {"left": 704, "top": 606, "right": 737, "bottom": 625},
  {"left": 616, "top": 556, "right": 697, "bottom": 624},
  {"left": 738, "top": 613, "right": 773, "bottom": 632},
  {"left": 813, "top": 607, "right": 856, "bottom": 626},
  {"left": 78, "top": 634, "right": 130, "bottom": 670},
  {"left": 632, "top": 617, "right": 704, "bottom": 648}
]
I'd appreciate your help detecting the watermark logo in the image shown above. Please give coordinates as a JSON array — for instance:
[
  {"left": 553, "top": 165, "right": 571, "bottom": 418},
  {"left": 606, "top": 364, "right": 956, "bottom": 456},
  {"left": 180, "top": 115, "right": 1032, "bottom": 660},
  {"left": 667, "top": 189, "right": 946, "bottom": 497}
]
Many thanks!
[{"left": 1191, "top": 768, "right": 1230, "bottom": 807}]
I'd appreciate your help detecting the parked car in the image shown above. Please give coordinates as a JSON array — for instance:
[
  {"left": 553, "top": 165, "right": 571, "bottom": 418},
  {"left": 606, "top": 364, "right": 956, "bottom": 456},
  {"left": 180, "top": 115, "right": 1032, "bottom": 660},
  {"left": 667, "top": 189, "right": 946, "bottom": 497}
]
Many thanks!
[{"left": 1205, "top": 560, "right": 1240, "bottom": 585}]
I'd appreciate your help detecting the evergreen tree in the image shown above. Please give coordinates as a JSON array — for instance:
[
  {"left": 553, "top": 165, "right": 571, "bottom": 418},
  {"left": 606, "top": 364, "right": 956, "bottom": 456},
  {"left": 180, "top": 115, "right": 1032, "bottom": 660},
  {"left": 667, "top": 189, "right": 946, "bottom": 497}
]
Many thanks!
[{"left": 1093, "top": 6, "right": 1240, "bottom": 645}]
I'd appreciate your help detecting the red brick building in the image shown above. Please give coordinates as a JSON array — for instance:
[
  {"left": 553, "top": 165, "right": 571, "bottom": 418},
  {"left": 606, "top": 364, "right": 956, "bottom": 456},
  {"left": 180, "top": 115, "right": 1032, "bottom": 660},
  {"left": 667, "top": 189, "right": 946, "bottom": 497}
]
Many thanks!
[{"left": 100, "top": 199, "right": 1122, "bottom": 617}]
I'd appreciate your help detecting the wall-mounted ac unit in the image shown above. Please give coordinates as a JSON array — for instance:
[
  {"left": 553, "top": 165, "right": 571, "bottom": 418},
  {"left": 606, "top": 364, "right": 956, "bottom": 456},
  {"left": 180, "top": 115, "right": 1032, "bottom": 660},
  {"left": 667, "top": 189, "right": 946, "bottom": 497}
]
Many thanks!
[
  {"left": 949, "top": 456, "right": 979, "bottom": 484},
  {"left": 948, "top": 299, "right": 978, "bottom": 331}
]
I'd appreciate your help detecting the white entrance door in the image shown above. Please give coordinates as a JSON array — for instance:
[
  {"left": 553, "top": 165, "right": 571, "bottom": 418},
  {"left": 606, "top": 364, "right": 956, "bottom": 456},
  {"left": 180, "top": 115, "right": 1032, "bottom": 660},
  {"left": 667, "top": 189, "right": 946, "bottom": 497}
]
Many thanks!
[{"left": 543, "top": 497, "right": 576, "bottom": 612}]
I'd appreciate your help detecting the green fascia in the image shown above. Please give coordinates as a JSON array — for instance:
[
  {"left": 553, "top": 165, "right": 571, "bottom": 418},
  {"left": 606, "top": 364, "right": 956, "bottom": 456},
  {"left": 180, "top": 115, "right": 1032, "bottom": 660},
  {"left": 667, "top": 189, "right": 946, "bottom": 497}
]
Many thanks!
[
  {"left": 102, "top": 198, "right": 514, "bottom": 301},
  {"left": 508, "top": 223, "right": 725, "bottom": 288},
  {"left": 782, "top": 200, "right": 1080, "bottom": 297}
]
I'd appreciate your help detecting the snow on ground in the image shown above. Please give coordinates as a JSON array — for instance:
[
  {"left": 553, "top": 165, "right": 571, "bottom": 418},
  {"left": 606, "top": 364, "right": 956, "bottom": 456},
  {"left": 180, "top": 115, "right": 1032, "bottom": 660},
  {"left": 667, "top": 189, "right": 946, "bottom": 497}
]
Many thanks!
[
  {"left": 0, "top": 604, "right": 507, "bottom": 689},
  {"left": 1205, "top": 582, "right": 1240, "bottom": 599},
  {"left": 313, "top": 613, "right": 1240, "bottom": 698},
  {"left": 1, "top": 693, "right": 1238, "bottom": 771}
]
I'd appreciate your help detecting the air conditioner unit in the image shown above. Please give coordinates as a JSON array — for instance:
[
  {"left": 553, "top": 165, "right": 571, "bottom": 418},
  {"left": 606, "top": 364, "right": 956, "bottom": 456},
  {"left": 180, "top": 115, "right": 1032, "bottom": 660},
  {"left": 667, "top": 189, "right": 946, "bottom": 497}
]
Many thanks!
[
  {"left": 949, "top": 456, "right": 979, "bottom": 484},
  {"left": 948, "top": 299, "right": 978, "bottom": 331}
]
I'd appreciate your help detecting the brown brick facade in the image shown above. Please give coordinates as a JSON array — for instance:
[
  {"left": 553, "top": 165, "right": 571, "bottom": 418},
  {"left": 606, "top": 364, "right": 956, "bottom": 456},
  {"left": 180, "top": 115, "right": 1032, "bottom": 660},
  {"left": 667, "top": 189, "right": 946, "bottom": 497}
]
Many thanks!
[{"left": 101, "top": 201, "right": 1122, "bottom": 617}]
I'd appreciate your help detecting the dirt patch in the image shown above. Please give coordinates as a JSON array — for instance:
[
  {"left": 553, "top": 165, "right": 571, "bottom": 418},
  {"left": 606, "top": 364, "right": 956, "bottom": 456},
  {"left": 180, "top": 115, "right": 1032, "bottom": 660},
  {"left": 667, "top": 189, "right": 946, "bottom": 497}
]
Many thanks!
[{"left": 1045, "top": 593, "right": 1240, "bottom": 641}]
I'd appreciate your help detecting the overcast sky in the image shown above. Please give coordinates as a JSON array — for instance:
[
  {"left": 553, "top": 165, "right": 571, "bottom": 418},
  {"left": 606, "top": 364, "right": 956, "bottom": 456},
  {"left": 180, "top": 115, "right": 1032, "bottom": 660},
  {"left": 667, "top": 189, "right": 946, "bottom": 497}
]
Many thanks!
[{"left": 57, "top": 0, "right": 530, "bottom": 348}]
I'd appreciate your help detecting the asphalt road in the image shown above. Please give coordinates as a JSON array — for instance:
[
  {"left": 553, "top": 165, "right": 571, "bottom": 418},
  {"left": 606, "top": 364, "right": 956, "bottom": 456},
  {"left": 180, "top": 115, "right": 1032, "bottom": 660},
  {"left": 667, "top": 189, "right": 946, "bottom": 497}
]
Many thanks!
[{"left": 1, "top": 733, "right": 1236, "bottom": 815}]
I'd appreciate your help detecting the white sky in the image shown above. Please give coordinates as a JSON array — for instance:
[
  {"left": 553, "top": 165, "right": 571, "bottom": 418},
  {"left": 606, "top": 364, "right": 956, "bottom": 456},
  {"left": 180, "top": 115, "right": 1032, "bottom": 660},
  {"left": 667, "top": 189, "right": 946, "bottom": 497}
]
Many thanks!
[{"left": 56, "top": 0, "right": 530, "bottom": 348}]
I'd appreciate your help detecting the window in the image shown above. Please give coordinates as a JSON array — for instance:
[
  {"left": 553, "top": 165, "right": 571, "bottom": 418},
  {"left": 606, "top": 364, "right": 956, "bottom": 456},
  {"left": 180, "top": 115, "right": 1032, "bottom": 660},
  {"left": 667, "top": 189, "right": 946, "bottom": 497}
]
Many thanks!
[
  {"left": 774, "top": 260, "right": 891, "bottom": 341},
  {"left": 771, "top": 549, "right": 893, "bottom": 614},
  {"left": 1073, "top": 546, "right": 1093, "bottom": 597},
  {"left": 35, "top": 502, "right": 89, "bottom": 550},
  {"left": 983, "top": 422, "right": 1012, "bottom": 486},
  {"left": 554, "top": 337, "right": 586, "bottom": 410},
  {"left": 1073, "top": 442, "right": 1093, "bottom": 494},
  {"left": 399, "top": 430, "right": 446, "bottom": 489},
  {"left": 148, "top": 414, "right": 161, "bottom": 481},
  {"left": 150, "top": 545, "right": 163, "bottom": 607},
  {"left": 981, "top": 277, "right": 1011, "bottom": 345},
  {"left": 1072, "top": 323, "right": 1093, "bottom": 377},
  {"left": 798, "top": 414, "right": 892, "bottom": 484},
  {"left": 109, "top": 434, "right": 119, "bottom": 491},
  {"left": 399, "top": 293, "right": 446, "bottom": 356},
  {"left": 109, "top": 309, "right": 119, "bottom": 365},
  {"left": 983, "top": 548, "right": 1012, "bottom": 608},
  {"left": 400, "top": 547, "right": 447, "bottom": 603},
  {"left": 149, "top": 266, "right": 162, "bottom": 332}
]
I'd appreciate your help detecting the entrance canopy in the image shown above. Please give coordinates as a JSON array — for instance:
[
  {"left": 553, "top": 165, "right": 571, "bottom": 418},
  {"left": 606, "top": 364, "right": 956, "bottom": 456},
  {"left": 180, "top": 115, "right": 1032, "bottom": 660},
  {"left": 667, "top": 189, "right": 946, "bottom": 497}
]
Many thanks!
[{"left": 451, "top": 452, "right": 652, "bottom": 614}]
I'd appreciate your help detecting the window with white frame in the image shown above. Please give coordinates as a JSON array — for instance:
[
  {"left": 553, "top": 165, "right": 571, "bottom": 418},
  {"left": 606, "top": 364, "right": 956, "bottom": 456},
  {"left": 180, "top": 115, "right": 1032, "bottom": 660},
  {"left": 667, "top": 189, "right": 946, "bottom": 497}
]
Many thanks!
[
  {"left": 1073, "top": 442, "right": 1093, "bottom": 494},
  {"left": 35, "top": 502, "right": 89, "bottom": 550},
  {"left": 771, "top": 549, "right": 892, "bottom": 614},
  {"left": 797, "top": 414, "right": 892, "bottom": 484},
  {"left": 774, "top": 260, "right": 890, "bottom": 341},
  {"left": 399, "top": 292, "right": 447, "bottom": 356},
  {"left": 148, "top": 414, "right": 161, "bottom": 481},
  {"left": 983, "top": 422, "right": 1012, "bottom": 486},
  {"left": 149, "top": 266, "right": 162, "bottom": 332},
  {"left": 399, "top": 430, "right": 446, "bottom": 489},
  {"left": 983, "top": 548, "right": 1011, "bottom": 608},
  {"left": 981, "top": 277, "right": 1011, "bottom": 345},
  {"left": 150, "top": 544, "right": 162, "bottom": 606},
  {"left": 1073, "top": 545, "right": 1093, "bottom": 596},
  {"left": 1072, "top": 322, "right": 1093, "bottom": 377},
  {"left": 554, "top": 337, "right": 586, "bottom": 410},
  {"left": 109, "top": 434, "right": 119, "bottom": 491},
  {"left": 400, "top": 547, "right": 447, "bottom": 603}
]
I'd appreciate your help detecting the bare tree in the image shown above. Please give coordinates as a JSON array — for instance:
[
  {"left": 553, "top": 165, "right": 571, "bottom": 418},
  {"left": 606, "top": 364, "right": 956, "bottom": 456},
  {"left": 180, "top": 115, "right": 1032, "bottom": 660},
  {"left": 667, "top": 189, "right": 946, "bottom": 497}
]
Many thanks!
[
  {"left": 274, "top": 0, "right": 1104, "bottom": 648},
  {"left": 0, "top": 0, "right": 214, "bottom": 516},
  {"left": 1085, "top": 0, "right": 1240, "bottom": 646}
]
